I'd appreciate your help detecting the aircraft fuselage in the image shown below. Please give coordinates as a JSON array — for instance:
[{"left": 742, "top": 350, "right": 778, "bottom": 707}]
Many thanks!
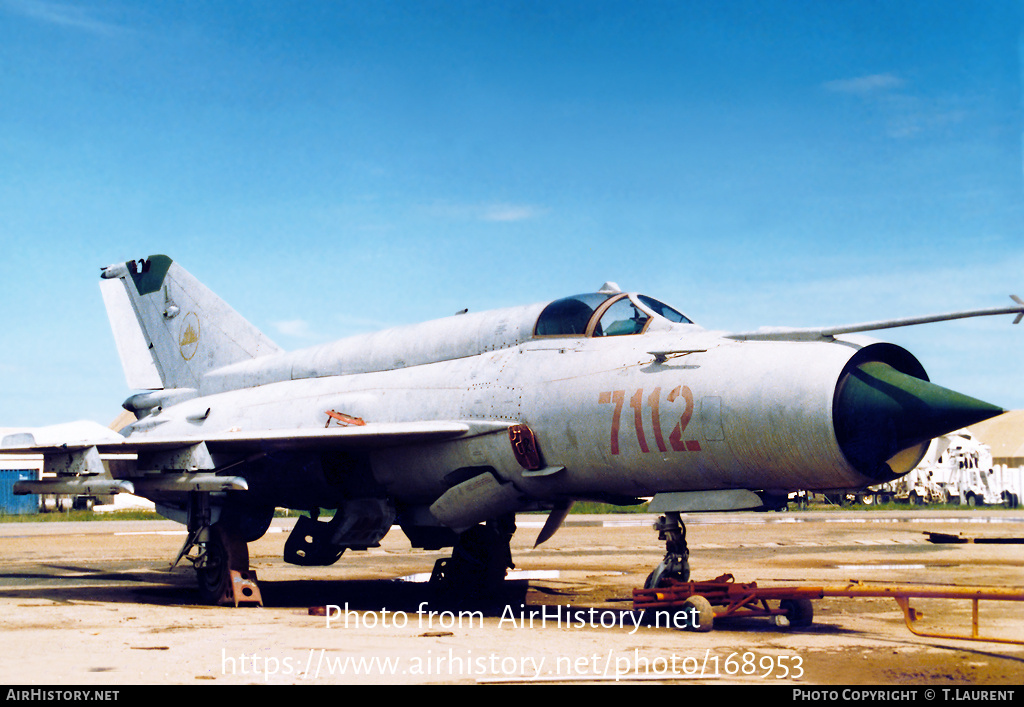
[{"left": 119, "top": 303, "right": 935, "bottom": 520}]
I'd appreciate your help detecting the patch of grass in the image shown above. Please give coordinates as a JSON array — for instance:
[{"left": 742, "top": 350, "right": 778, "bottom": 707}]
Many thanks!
[
  {"left": 2, "top": 500, "right": 1006, "bottom": 523},
  {"left": 791, "top": 501, "right": 1004, "bottom": 512},
  {"left": 0, "top": 509, "right": 165, "bottom": 522},
  {"left": 0, "top": 507, "right": 307, "bottom": 523},
  {"left": 568, "top": 501, "right": 650, "bottom": 514}
]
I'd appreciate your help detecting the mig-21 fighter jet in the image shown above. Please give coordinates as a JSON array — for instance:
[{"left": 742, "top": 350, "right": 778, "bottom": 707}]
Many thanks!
[{"left": 3, "top": 255, "right": 1020, "bottom": 604}]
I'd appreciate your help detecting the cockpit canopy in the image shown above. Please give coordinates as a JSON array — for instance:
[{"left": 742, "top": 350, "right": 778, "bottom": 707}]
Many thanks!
[{"left": 533, "top": 292, "right": 692, "bottom": 338}]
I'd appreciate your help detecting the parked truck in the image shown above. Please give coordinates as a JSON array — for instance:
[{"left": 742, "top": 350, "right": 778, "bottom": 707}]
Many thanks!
[{"left": 867, "top": 430, "right": 1020, "bottom": 507}]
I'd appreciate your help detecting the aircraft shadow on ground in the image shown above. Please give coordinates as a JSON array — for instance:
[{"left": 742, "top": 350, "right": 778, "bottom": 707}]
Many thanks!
[
  {"left": 0, "top": 566, "right": 883, "bottom": 637},
  {"left": 257, "top": 578, "right": 530, "bottom": 614},
  {"left": 0, "top": 564, "right": 530, "bottom": 614}
]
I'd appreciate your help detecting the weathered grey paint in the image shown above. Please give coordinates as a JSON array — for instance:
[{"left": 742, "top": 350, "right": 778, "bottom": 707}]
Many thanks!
[{"left": 1, "top": 255, "right": 1017, "bottom": 549}]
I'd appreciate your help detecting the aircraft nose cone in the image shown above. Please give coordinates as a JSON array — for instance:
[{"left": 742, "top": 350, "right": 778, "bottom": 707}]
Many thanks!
[{"left": 834, "top": 361, "right": 1004, "bottom": 481}]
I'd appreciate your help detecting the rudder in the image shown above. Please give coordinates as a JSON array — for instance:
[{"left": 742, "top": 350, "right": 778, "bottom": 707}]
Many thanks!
[{"left": 100, "top": 255, "right": 282, "bottom": 390}]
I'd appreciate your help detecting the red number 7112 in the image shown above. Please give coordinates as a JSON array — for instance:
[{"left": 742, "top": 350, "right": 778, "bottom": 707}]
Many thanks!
[{"left": 598, "top": 386, "right": 701, "bottom": 455}]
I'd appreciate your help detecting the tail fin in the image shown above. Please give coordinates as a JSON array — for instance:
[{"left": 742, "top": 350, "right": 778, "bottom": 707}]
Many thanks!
[{"left": 100, "top": 255, "right": 282, "bottom": 390}]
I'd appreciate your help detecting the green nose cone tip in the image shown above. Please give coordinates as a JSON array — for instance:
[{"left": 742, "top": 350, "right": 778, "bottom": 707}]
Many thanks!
[{"left": 835, "top": 361, "right": 1004, "bottom": 481}]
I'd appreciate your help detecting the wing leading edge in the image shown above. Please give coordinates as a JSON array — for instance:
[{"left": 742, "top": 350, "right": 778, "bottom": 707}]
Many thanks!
[
  {"left": 725, "top": 296, "right": 1024, "bottom": 342},
  {"left": 2, "top": 419, "right": 511, "bottom": 456},
  {"left": 1, "top": 420, "right": 512, "bottom": 496}
]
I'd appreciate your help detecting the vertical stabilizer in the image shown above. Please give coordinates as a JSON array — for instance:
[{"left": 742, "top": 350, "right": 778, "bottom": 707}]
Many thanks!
[{"left": 100, "top": 255, "right": 282, "bottom": 390}]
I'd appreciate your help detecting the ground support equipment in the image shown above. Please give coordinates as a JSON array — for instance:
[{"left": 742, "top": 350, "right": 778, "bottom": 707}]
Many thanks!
[{"left": 633, "top": 573, "right": 1024, "bottom": 644}]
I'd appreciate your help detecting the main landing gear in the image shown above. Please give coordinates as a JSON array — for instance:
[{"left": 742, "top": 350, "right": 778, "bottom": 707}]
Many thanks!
[
  {"left": 429, "top": 514, "right": 516, "bottom": 604},
  {"left": 172, "top": 494, "right": 262, "bottom": 606}
]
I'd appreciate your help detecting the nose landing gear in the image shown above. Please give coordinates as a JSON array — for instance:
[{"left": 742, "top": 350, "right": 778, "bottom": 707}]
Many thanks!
[{"left": 645, "top": 511, "right": 690, "bottom": 589}]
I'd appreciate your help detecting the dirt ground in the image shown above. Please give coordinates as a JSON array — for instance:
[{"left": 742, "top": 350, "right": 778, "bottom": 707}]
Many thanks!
[{"left": 0, "top": 510, "right": 1022, "bottom": 685}]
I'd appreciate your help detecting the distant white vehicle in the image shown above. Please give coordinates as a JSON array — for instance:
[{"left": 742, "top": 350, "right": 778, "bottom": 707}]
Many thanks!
[
  {"left": 943, "top": 431, "right": 1001, "bottom": 506},
  {"left": 870, "top": 430, "right": 1020, "bottom": 507},
  {"left": 997, "top": 465, "right": 1022, "bottom": 508}
]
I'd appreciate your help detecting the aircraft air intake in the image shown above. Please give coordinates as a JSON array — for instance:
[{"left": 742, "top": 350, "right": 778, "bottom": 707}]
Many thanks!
[{"left": 833, "top": 359, "right": 1004, "bottom": 482}]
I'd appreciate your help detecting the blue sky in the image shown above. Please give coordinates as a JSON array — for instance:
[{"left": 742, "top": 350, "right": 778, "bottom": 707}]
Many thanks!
[{"left": 1, "top": 0, "right": 1022, "bottom": 426}]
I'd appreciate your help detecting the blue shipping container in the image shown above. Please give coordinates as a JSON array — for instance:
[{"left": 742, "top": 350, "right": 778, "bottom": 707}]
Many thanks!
[{"left": 0, "top": 469, "right": 39, "bottom": 515}]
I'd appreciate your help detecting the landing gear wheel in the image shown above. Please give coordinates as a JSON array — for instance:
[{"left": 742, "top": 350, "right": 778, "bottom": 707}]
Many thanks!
[
  {"left": 196, "top": 527, "right": 229, "bottom": 604},
  {"left": 195, "top": 524, "right": 250, "bottom": 605},
  {"left": 775, "top": 598, "right": 814, "bottom": 628},
  {"left": 430, "top": 516, "right": 516, "bottom": 605},
  {"left": 454, "top": 524, "right": 510, "bottom": 587}
]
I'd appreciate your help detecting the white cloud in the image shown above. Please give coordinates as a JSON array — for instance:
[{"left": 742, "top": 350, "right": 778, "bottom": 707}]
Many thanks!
[
  {"left": 425, "top": 200, "right": 548, "bottom": 223},
  {"left": 821, "top": 73, "right": 970, "bottom": 139},
  {"left": 1, "top": 0, "right": 128, "bottom": 35},
  {"left": 822, "top": 73, "right": 905, "bottom": 95},
  {"left": 480, "top": 203, "right": 548, "bottom": 222}
]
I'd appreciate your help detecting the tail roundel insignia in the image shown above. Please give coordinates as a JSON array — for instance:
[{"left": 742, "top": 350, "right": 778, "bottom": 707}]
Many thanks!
[{"left": 178, "top": 313, "right": 200, "bottom": 361}]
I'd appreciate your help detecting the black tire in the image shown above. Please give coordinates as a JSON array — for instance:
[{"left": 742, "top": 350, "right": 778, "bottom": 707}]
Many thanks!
[
  {"left": 778, "top": 598, "right": 814, "bottom": 628},
  {"left": 196, "top": 526, "right": 230, "bottom": 605},
  {"left": 431, "top": 524, "right": 512, "bottom": 604},
  {"left": 644, "top": 558, "right": 690, "bottom": 589}
]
